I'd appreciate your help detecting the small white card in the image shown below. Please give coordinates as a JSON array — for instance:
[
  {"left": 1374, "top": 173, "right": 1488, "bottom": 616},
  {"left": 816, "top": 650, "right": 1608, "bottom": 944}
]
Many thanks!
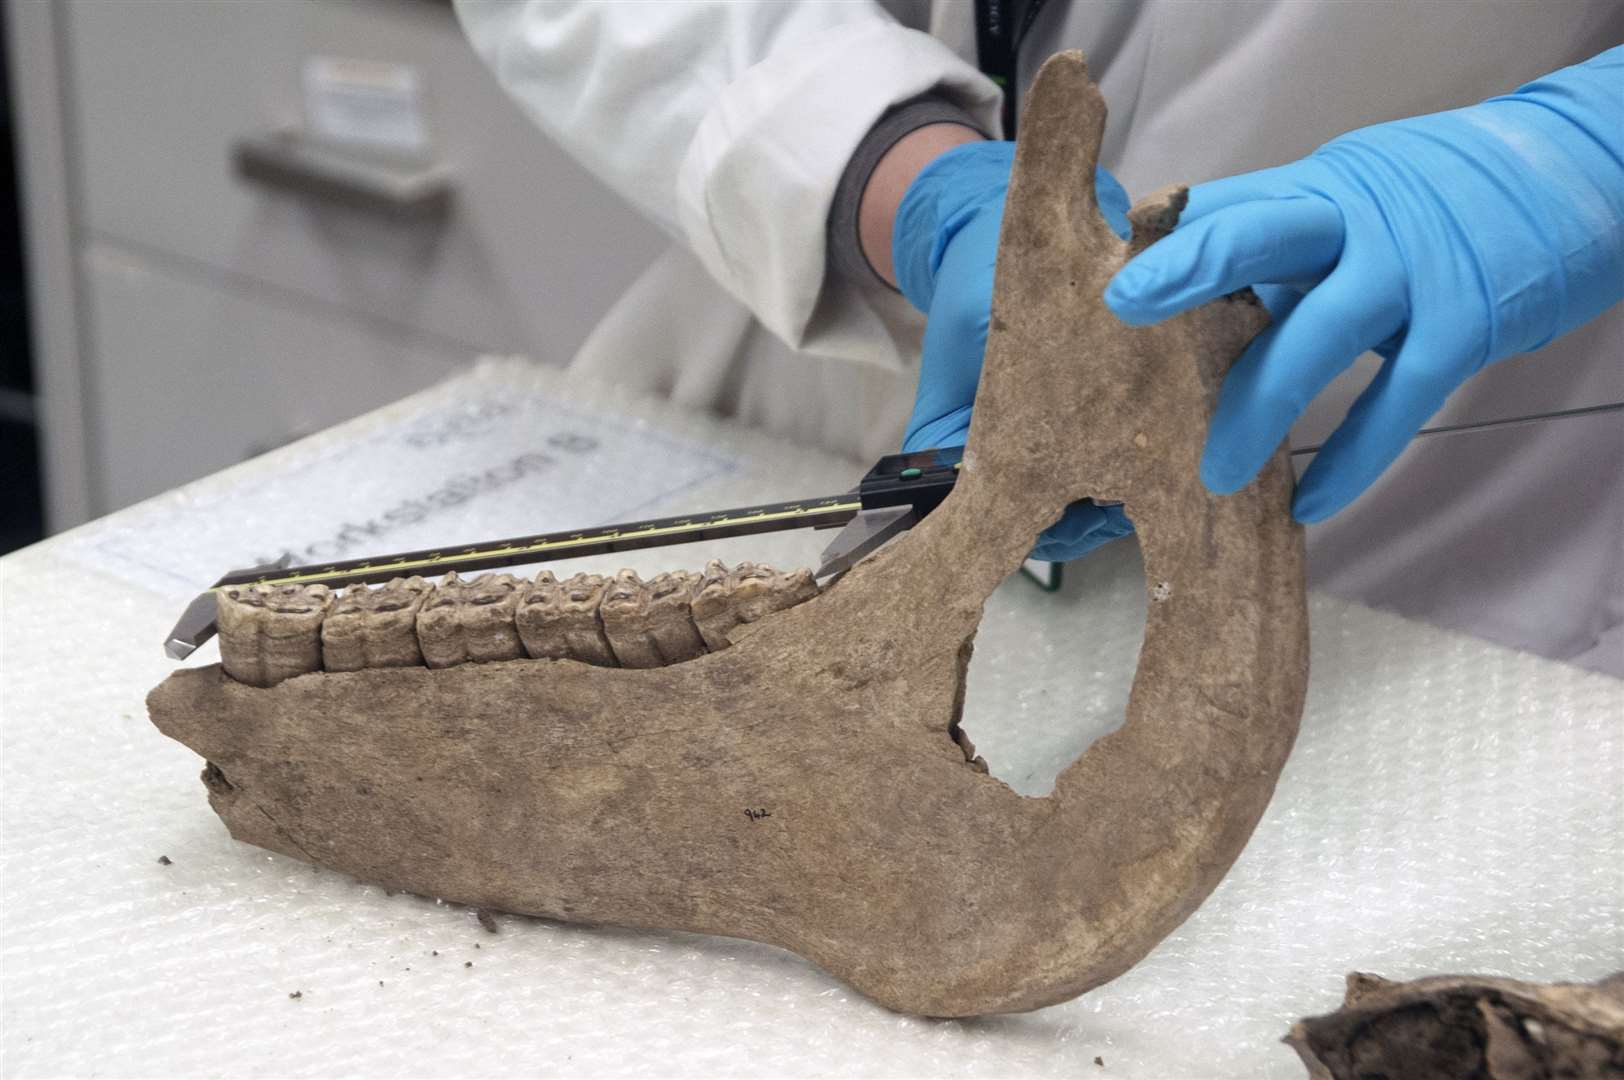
[
  {"left": 303, "top": 57, "right": 429, "bottom": 155},
  {"left": 65, "top": 390, "right": 738, "bottom": 600}
]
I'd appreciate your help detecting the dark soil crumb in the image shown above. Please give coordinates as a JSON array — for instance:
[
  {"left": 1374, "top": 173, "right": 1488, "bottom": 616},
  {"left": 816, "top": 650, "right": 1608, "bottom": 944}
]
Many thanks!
[
  {"left": 288, "top": 991, "right": 303, "bottom": 1000},
  {"left": 1094, "top": 1057, "right": 1104, "bottom": 1067},
  {"left": 474, "top": 943, "right": 482, "bottom": 950},
  {"left": 431, "top": 950, "right": 439, "bottom": 956},
  {"left": 378, "top": 980, "right": 385, "bottom": 987},
  {"left": 464, "top": 961, "right": 473, "bottom": 969},
  {"left": 157, "top": 855, "right": 172, "bottom": 866},
  {"left": 477, "top": 909, "right": 498, "bottom": 934}
]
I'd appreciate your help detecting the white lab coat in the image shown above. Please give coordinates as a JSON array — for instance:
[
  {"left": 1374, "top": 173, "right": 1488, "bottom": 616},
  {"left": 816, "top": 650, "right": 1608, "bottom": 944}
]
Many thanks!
[{"left": 455, "top": 0, "right": 1624, "bottom": 675}]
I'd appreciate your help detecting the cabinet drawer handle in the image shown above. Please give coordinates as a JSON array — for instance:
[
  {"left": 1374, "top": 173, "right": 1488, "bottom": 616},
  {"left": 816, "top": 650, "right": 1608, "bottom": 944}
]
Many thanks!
[{"left": 232, "top": 131, "right": 452, "bottom": 220}]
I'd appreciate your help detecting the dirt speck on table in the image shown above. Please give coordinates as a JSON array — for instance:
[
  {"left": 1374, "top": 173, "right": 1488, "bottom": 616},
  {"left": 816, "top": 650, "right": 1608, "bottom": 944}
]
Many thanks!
[
  {"left": 156, "top": 855, "right": 172, "bottom": 866},
  {"left": 288, "top": 990, "right": 302, "bottom": 1000}
]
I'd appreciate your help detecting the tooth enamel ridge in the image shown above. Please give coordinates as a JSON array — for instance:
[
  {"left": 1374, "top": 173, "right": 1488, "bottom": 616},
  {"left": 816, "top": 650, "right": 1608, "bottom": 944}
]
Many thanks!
[{"left": 218, "top": 563, "right": 820, "bottom": 679}]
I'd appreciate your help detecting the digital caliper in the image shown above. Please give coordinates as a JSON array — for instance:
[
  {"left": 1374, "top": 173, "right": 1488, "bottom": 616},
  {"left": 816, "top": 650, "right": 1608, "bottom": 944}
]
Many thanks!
[{"left": 163, "top": 399, "right": 1622, "bottom": 660}]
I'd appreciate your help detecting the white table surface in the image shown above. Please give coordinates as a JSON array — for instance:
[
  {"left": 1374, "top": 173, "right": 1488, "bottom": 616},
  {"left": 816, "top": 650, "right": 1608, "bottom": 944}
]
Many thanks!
[{"left": 3, "top": 359, "right": 1619, "bottom": 1079}]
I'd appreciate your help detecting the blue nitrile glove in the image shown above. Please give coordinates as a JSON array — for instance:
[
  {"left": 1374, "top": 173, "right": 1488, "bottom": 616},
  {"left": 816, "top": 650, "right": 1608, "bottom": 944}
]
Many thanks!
[
  {"left": 1105, "top": 47, "right": 1624, "bottom": 523},
  {"left": 894, "top": 140, "right": 1136, "bottom": 562}
]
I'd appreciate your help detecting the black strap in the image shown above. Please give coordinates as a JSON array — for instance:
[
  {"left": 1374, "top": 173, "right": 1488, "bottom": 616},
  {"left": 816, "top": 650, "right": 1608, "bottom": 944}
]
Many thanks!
[{"left": 973, "top": 0, "right": 1050, "bottom": 137}]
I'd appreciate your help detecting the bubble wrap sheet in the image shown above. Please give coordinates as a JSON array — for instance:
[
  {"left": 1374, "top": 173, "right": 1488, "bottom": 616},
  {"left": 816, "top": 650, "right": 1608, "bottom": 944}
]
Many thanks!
[{"left": 3, "top": 360, "right": 1620, "bottom": 1078}]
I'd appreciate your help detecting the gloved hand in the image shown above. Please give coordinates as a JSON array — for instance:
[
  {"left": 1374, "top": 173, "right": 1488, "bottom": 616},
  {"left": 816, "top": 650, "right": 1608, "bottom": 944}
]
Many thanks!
[
  {"left": 894, "top": 140, "right": 1136, "bottom": 562},
  {"left": 1105, "top": 47, "right": 1624, "bottom": 523}
]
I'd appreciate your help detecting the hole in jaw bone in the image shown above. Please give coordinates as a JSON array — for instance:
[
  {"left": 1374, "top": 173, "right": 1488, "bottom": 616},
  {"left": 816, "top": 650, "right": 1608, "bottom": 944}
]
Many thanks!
[{"left": 956, "top": 524, "right": 1147, "bottom": 798}]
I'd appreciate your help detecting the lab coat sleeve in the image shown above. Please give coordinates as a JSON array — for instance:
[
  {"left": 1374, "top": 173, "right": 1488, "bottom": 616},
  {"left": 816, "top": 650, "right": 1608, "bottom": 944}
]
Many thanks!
[{"left": 453, "top": 0, "right": 1003, "bottom": 369}]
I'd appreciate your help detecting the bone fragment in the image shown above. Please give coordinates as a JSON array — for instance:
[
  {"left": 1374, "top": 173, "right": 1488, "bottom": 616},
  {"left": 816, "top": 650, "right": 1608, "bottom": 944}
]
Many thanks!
[
  {"left": 1286, "top": 971, "right": 1624, "bottom": 1080},
  {"left": 321, "top": 577, "right": 431, "bottom": 672},
  {"left": 215, "top": 583, "right": 332, "bottom": 688},
  {"left": 415, "top": 572, "right": 524, "bottom": 668},
  {"left": 514, "top": 571, "right": 616, "bottom": 666}
]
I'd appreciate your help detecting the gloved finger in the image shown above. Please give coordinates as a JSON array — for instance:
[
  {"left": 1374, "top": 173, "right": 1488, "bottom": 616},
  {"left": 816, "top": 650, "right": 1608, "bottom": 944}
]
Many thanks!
[
  {"left": 1250, "top": 283, "right": 1306, "bottom": 322},
  {"left": 1031, "top": 501, "right": 1134, "bottom": 563},
  {"left": 1201, "top": 260, "right": 1404, "bottom": 494},
  {"left": 905, "top": 295, "right": 981, "bottom": 448},
  {"left": 1105, "top": 197, "right": 1343, "bottom": 326},
  {"left": 901, "top": 405, "right": 970, "bottom": 455},
  {"left": 1094, "top": 166, "right": 1132, "bottom": 241},
  {"left": 1290, "top": 328, "right": 1463, "bottom": 523},
  {"left": 1179, "top": 163, "right": 1308, "bottom": 222},
  {"left": 903, "top": 210, "right": 1002, "bottom": 449}
]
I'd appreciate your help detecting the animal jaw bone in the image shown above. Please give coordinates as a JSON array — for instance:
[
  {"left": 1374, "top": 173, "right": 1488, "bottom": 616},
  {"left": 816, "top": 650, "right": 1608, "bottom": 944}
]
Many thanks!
[
  {"left": 148, "top": 52, "right": 1305, "bottom": 1017},
  {"left": 213, "top": 564, "right": 820, "bottom": 686}
]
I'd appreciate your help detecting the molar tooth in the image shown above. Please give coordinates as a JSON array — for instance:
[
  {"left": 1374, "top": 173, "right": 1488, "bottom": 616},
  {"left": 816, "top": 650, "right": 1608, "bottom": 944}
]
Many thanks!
[
  {"left": 645, "top": 569, "right": 707, "bottom": 663},
  {"left": 216, "top": 586, "right": 268, "bottom": 687},
  {"left": 595, "top": 568, "right": 705, "bottom": 668},
  {"left": 691, "top": 562, "right": 819, "bottom": 651},
  {"left": 461, "top": 573, "right": 526, "bottom": 662},
  {"left": 599, "top": 569, "right": 660, "bottom": 669},
  {"left": 216, "top": 583, "right": 332, "bottom": 688},
  {"left": 515, "top": 571, "right": 565, "bottom": 660},
  {"left": 740, "top": 566, "right": 819, "bottom": 622},
  {"left": 691, "top": 561, "right": 739, "bottom": 651},
  {"left": 415, "top": 572, "right": 524, "bottom": 669},
  {"left": 685, "top": 565, "right": 818, "bottom": 649},
  {"left": 321, "top": 577, "right": 430, "bottom": 672},
  {"left": 729, "top": 561, "right": 775, "bottom": 607},
  {"left": 561, "top": 573, "right": 618, "bottom": 666},
  {"left": 515, "top": 571, "right": 617, "bottom": 666}
]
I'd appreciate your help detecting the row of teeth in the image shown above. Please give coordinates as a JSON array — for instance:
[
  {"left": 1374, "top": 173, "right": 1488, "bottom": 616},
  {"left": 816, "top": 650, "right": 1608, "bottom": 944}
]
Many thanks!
[{"left": 216, "top": 562, "right": 819, "bottom": 688}]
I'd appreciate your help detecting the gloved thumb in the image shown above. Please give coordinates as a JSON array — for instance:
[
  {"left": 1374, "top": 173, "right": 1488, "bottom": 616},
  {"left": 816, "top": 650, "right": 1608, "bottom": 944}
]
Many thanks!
[{"left": 1094, "top": 167, "right": 1131, "bottom": 241}]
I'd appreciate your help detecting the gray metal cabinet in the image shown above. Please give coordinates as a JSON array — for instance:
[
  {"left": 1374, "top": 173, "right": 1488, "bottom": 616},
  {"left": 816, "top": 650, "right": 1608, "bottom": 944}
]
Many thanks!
[
  {"left": 13, "top": 0, "right": 665, "bottom": 522},
  {"left": 82, "top": 241, "right": 466, "bottom": 506}
]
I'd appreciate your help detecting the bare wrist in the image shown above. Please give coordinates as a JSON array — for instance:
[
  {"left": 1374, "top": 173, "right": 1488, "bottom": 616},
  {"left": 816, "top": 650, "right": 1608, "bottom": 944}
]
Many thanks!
[{"left": 858, "top": 123, "right": 986, "bottom": 288}]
